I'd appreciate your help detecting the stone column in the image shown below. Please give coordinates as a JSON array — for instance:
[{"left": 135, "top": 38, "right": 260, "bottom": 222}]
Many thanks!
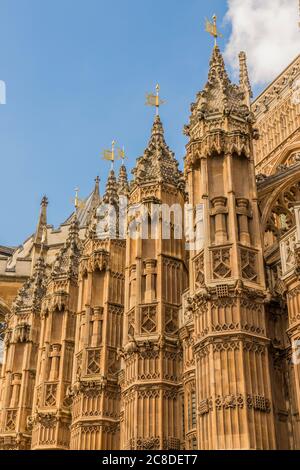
[
  {"left": 236, "top": 198, "right": 251, "bottom": 245},
  {"left": 211, "top": 197, "right": 228, "bottom": 244}
]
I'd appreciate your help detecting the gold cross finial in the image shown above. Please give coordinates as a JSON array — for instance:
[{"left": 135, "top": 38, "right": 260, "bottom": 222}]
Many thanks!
[
  {"left": 102, "top": 140, "right": 117, "bottom": 170},
  {"left": 205, "top": 14, "right": 222, "bottom": 47},
  {"left": 146, "top": 83, "right": 165, "bottom": 116}
]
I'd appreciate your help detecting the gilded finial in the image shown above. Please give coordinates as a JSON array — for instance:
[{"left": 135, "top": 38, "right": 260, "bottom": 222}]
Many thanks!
[
  {"left": 102, "top": 140, "right": 117, "bottom": 170},
  {"left": 118, "top": 146, "right": 126, "bottom": 164},
  {"left": 205, "top": 14, "right": 222, "bottom": 47},
  {"left": 74, "top": 187, "right": 85, "bottom": 212},
  {"left": 102, "top": 141, "right": 126, "bottom": 170},
  {"left": 146, "top": 83, "right": 165, "bottom": 116}
]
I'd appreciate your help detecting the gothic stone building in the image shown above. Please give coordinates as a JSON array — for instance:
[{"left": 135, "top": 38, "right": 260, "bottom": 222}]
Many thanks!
[{"left": 0, "top": 46, "right": 300, "bottom": 450}]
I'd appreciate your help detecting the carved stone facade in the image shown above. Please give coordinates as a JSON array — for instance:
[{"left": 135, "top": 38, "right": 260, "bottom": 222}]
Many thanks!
[{"left": 0, "top": 46, "right": 300, "bottom": 450}]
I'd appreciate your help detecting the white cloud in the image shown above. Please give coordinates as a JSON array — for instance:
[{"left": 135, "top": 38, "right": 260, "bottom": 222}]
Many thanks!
[{"left": 224, "top": 0, "right": 300, "bottom": 86}]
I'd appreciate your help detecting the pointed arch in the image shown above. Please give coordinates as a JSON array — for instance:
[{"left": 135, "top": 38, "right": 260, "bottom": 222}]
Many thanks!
[
  {"left": 269, "top": 140, "right": 300, "bottom": 174},
  {"left": 260, "top": 170, "right": 300, "bottom": 234}
]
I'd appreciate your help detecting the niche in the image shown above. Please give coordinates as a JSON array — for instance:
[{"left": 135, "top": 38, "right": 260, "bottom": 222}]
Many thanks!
[{"left": 92, "top": 268, "right": 105, "bottom": 307}]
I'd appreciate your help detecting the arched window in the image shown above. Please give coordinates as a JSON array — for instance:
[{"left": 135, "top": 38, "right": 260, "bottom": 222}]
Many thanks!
[{"left": 264, "top": 182, "right": 300, "bottom": 250}]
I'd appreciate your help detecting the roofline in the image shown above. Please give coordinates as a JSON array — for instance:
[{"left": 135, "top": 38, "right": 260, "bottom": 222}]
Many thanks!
[
  {"left": 252, "top": 53, "right": 300, "bottom": 105},
  {"left": 0, "top": 246, "right": 16, "bottom": 256}
]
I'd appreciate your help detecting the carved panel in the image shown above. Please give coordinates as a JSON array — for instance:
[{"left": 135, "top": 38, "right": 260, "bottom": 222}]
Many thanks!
[
  {"left": 242, "top": 342, "right": 266, "bottom": 354},
  {"left": 141, "top": 305, "right": 157, "bottom": 334},
  {"left": 280, "top": 229, "right": 296, "bottom": 276},
  {"left": 137, "top": 389, "right": 160, "bottom": 399},
  {"left": 247, "top": 395, "right": 271, "bottom": 412},
  {"left": 213, "top": 340, "right": 240, "bottom": 352},
  {"left": 5, "top": 409, "right": 17, "bottom": 431},
  {"left": 107, "top": 349, "right": 119, "bottom": 375},
  {"left": 163, "top": 437, "right": 181, "bottom": 450},
  {"left": 240, "top": 248, "right": 258, "bottom": 282},
  {"left": 215, "top": 394, "right": 244, "bottom": 410},
  {"left": 287, "top": 286, "right": 300, "bottom": 324},
  {"left": 76, "top": 352, "right": 83, "bottom": 379},
  {"left": 137, "top": 349, "right": 159, "bottom": 380},
  {"left": 199, "top": 398, "right": 213, "bottom": 416},
  {"left": 44, "top": 383, "right": 58, "bottom": 407},
  {"left": 127, "top": 308, "right": 135, "bottom": 337},
  {"left": 87, "top": 349, "right": 101, "bottom": 375},
  {"left": 216, "top": 284, "right": 229, "bottom": 298},
  {"left": 165, "top": 306, "right": 178, "bottom": 334},
  {"left": 198, "top": 394, "right": 271, "bottom": 413},
  {"left": 211, "top": 248, "right": 231, "bottom": 279},
  {"left": 133, "top": 437, "right": 160, "bottom": 450},
  {"left": 194, "top": 252, "right": 205, "bottom": 289}
]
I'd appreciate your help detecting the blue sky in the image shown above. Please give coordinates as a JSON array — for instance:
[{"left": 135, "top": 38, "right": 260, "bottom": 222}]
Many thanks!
[{"left": 0, "top": 0, "right": 266, "bottom": 246}]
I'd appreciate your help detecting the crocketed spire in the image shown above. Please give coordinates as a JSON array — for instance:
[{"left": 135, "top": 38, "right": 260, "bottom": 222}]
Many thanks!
[
  {"left": 203, "top": 45, "right": 249, "bottom": 116},
  {"left": 94, "top": 175, "right": 100, "bottom": 195},
  {"left": 12, "top": 253, "right": 47, "bottom": 314},
  {"left": 102, "top": 169, "right": 119, "bottom": 205},
  {"left": 52, "top": 217, "right": 81, "bottom": 280},
  {"left": 207, "top": 45, "right": 230, "bottom": 88},
  {"left": 94, "top": 169, "right": 120, "bottom": 240},
  {"left": 239, "top": 51, "right": 253, "bottom": 107},
  {"left": 34, "top": 195, "right": 48, "bottom": 244},
  {"left": 185, "top": 45, "right": 254, "bottom": 138},
  {"left": 118, "top": 164, "right": 129, "bottom": 196},
  {"left": 132, "top": 115, "right": 183, "bottom": 189}
]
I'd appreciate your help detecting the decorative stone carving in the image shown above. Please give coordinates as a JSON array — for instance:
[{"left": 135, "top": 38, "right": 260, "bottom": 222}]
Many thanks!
[
  {"left": 35, "top": 412, "right": 58, "bottom": 428},
  {"left": 129, "top": 437, "right": 160, "bottom": 451},
  {"left": 265, "top": 183, "right": 299, "bottom": 240},
  {"left": 141, "top": 305, "right": 157, "bottom": 334},
  {"left": 52, "top": 219, "right": 81, "bottom": 280},
  {"left": 131, "top": 115, "right": 184, "bottom": 192},
  {"left": 165, "top": 306, "right": 178, "bottom": 334},
  {"left": 247, "top": 395, "right": 271, "bottom": 413},
  {"left": 44, "top": 383, "right": 58, "bottom": 407},
  {"left": 211, "top": 248, "right": 232, "bottom": 279},
  {"left": 215, "top": 394, "right": 244, "bottom": 411},
  {"left": 163, "top": 437, "right": 181, "bottom": 450},
  {"left": 216, "top": 284, "right": 229, "bottom": 298},
  {"left": 127, "top": 308, "right": 135, "bottom": 337},
  {"left": 198, "top": 398, "right": 213, "bottom": 416},
  {"left": 1, "top": 37, "right": 298, "bottom": 453},
  {"left": 87, "top": 349, "right": 101, "bottom": 375},
  {"left": 13, "top": 323, "right": 31, "bottom": 343},
  {"left": 5, "top": 410, "right": 17, "bottom": 431},
  {"left": 194, "top": 252, "right": 205, "bottom": 289},
  {"left": 240, "top": 248, "right": 258, "bottom": 282},
  {"left": 12, "top": 256, "right": 47, "bottom": 314}
]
